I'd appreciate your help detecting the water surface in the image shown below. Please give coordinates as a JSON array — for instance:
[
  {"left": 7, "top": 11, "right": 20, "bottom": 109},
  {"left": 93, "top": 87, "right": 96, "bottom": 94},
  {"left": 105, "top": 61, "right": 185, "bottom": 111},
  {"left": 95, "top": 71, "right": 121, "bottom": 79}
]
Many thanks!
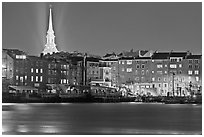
[{"left": 2, "top": 103, "right": 202, "bottom": 135}]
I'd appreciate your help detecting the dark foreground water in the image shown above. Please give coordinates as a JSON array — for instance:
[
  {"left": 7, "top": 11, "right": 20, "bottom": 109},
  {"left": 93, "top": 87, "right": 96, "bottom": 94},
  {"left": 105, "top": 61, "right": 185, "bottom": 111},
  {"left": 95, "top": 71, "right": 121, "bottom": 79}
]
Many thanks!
[{"left": 2, "top": 103, "right": 202, "bottom": 135}]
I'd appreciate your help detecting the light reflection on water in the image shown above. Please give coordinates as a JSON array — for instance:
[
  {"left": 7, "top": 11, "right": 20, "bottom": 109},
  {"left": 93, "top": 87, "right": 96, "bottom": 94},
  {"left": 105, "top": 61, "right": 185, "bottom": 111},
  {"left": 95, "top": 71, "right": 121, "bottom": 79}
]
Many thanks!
[{"left": 2, "top": 103, "right": 202, "bottom": 135}]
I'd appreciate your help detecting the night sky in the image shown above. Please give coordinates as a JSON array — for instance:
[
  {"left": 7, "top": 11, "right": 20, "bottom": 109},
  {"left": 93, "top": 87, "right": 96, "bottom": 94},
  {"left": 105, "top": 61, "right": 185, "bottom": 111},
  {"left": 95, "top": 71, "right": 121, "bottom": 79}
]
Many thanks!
[{"left": 2, "top": 2, "right": 202, "bottom": 56}]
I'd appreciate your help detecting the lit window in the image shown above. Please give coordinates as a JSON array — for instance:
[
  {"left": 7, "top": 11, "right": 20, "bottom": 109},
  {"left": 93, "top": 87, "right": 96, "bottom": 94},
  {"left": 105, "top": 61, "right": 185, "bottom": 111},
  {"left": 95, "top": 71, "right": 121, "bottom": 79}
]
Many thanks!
[
  {"left": 16, "top": 55, "right": 20, "bottom": 59},
  {"left": 20, "top": 77, "right": 23, "bottom": 82},
  {"left": 152, "top": 71, "right": 154, "bottom": 74},
  {"left": 31, "top": 68, "right": 33, "bottom": 73},
  {"left": 188, "top": 70, "right": 192, "bottom": 75},
  {"left": 36, "top": 76, "right": 38, "bottom": 82},
  {"left": 157, "top": 64, "right": 163, "bottom": 68},
  {"left": 122, "top": 61, "right": 124, "bottom": 64},
  {"left": 36, "top": 69, "right": 38, "bottom": 73},
  {"left": 187, "top": 76, "right": 190, "bottom": 80},
  {"left": 25, "top": 75, "right": 27, "bottom": 80},
  {"left": 195, "top": 70, "right": 199, "bottom": 75},
  {"left": 196, "top": 77, "right": 199, "bottom": 82},
  {"left": 40, "top": 69, "right": 43, "bottom": 73},
  {"left": 165, "top": 64, "right": 167, "bottom": 67},
  {"left": 152, "top": 77, "right": 155, "bottom": 81},
  {"left": 127, "top": 68, "right": 132, "bottom": 72},
  {"left": 179, "top": 64, "right": 182, "bottom": 68},
  {"left": 63, "top": 79, "right": 66, "bottom": 83},
  {"left": 152, "top": 60, "right": 154, "bottom": 62},
  {"left": 16, "top": 75, "right": 19, "bottom": 80},
  {"left": 31, "top": 76, "right": 33, "bottom": 82},
  {"left": 164, "top": 71, "right": 167, "bottom": 74},
  {"left": 40, "top": 76, "right": 42, "bottom": 82},
  {"left": 170, "top": 64, "right": 177, "bottom": 68},
  {"left": 127, "top": 60, "right": 132, "bottom": 65}
]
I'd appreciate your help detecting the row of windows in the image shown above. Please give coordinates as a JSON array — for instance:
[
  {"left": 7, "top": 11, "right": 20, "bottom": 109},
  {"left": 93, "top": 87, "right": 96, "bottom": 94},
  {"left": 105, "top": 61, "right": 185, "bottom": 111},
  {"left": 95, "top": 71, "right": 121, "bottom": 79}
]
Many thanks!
[
  {"left": 61, "top": 64, "right": 69, "bottom": 69},
  {"left": 188, "top": 70, "right": 199, "bottom": 75},
  {"left": 60, "top": 79, "right": 69, "bottom": 84},
  {"left": 16, "top": 75, "right": 43, "bottom": 82},
  {"left": 119, "top": 60, "right": 148, "bottom": 64},
  {"left": 31, "top": 68, "right": 43, "bottom": 73},
  {"left": 133, "top": 76, "right": 200, "bottom": 83},
  {"left": 31, "top": 76, "right": 43, "bottom": 82},
  {"left": 48, "top": 70, "right": 57, "bottom": 75},
  {"left": 48, "top": 78, "right": 56, "bottom": 84},
  {"left": 16, "top": 55, "right": 26, "bottom": 59},
  {"left": 170, "top": 58, "right": 182, "bottom": 62},
  {"left": 61, "top": 71, "right": 69, "bottom": 75},
  {"left": 121, "top": 68, "right": 200, "bottom": 75},
  {"left": 48, "top": 63, "right": 57, "bottom": 69},
  {"left": 188, "top": 59, "right": 199, "bottom": 64},
  {"left": 169, "top": 64, "right": 182, "bottom": 68},
  {"left": 89, "top": 70, "right": 99, "bottom": 75},
  {"left": 16, "top": 76, "right": 27, "bottom": 82},
  {"left": 118, "top": 59, "right": 200, "bottom": 65},
  {"left": 189, "top": 64, "right": 199, "bottom": 69}
]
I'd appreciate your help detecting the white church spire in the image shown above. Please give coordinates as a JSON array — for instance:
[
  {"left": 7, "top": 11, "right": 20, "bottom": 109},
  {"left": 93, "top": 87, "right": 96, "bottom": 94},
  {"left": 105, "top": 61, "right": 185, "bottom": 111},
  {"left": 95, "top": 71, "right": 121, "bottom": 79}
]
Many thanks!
[
  {"left": 42, "top": 5, "right": 59, "bottom": 55},
  {"left": 48, "top": 6, "right": 53, "bottom": 33}
]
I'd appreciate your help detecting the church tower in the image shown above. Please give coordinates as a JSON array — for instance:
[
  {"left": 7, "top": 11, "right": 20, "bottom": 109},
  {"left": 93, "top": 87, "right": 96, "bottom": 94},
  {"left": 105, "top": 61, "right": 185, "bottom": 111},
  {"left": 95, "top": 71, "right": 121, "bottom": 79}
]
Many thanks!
[{"left": 42, "top": 5, "right": 59, "bottom": 55}]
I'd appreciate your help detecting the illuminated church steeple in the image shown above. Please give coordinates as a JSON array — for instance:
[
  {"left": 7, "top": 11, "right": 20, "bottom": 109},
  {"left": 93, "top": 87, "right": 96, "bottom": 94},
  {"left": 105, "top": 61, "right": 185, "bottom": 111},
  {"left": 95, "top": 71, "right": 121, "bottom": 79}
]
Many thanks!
[{"left": 42, "top": 5, "right": 59, "bottom": 55}]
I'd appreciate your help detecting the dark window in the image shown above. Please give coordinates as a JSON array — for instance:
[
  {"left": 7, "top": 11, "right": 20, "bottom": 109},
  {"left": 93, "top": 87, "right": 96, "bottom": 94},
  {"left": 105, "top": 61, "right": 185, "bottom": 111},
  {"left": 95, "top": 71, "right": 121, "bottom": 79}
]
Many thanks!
[
  {"left": 195, "top": 64, "right": 199, "bottom": 69},
  {"left": 194, "top": 59, "right": 199, "bottom": 64}
]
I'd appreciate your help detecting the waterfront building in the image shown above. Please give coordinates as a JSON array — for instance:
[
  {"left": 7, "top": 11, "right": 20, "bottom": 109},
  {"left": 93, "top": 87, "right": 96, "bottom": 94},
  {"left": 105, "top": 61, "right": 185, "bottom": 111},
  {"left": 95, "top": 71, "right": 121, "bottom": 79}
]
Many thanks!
[
  {"left": 85, "top": 56, "right": 101, "bottom": 85},
  {"left": 151, "top": 52, "right": 170, "bottom": 96},
  {"left": 26, "top": 56, "right": 48, "bottom": 92},
  {"left": 2, "top": 49, "right": 38, "bottom": 93},
  {"left": 101, "top": 50, "right": 202, "bottom": 96},
  {"left": 133, "top": 56, "right": 153, "bottom": 96},
  {"left": 184, "top": 54, "right": 202, "bottom": 95},
  {"left": 100, "top": 52, "right": 119, "bottom": 87},
  {"left": 2, "top": 49, "right": 15, "bottom": 92}
]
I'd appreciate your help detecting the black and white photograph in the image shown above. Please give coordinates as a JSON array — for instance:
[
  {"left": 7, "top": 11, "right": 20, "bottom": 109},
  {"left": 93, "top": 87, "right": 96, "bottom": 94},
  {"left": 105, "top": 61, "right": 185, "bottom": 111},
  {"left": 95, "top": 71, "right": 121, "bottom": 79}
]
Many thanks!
[{"left": 2, "top": 2, "right": 202, "bottom": 135}]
